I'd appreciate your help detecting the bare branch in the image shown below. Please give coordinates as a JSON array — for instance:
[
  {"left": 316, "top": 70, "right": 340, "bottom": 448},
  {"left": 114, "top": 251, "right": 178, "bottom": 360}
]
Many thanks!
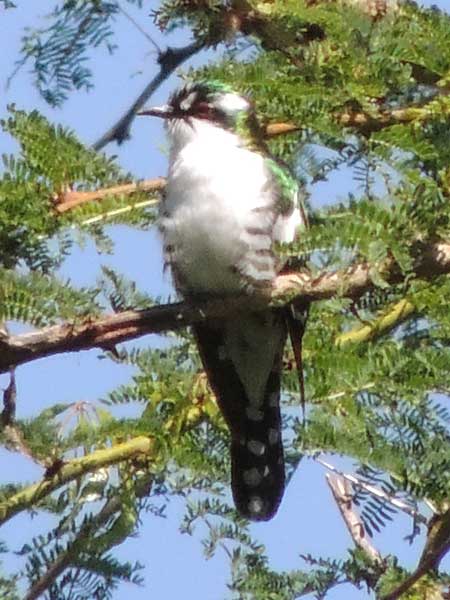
[
  {"left": 326, "top": 473, "right": 382, "bottom": 563},
  {"left": 317, "top": 457, "right": 427, "bottom": 524},
  {"left": 118, "top": 6, "right": 161, "bottom": 52},
  {"left": 306, "top": 0, "right": 399, "bottom": 20},
  {"left": 93, "top": 41, "right": 204, "bottom": 151},
  {"left": 80, "top": 198, "right": 159, "bottom": 226},
  {"left": 0, "top": 240, "right": 450, "bottom": 373},
  {"left": 54, "top": 178, "right": 166, "bottom": 213}
]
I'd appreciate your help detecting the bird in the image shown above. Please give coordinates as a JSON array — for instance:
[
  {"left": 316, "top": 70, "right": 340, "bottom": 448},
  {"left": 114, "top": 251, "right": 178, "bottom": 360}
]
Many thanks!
[{"left": 139, "top": 81, "right": 307, "bottom": 521}]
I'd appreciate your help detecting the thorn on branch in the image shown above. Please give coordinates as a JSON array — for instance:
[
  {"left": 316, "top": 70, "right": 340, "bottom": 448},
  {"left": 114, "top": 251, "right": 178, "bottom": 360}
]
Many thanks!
[{"left": 336, "top": 298, "right": 416, "bottom": 348}]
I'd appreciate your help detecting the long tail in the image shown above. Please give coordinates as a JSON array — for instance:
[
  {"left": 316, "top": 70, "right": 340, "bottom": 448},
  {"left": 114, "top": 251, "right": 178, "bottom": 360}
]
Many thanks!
[{"left": 193, "top": 311, "right": 286, "bottom": 521}]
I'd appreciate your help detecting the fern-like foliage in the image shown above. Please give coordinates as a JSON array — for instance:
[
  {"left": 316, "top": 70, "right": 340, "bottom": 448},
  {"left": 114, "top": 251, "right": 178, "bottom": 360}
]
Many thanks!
[
  {"left": 2, "top": 1, "right": 450, "bottom": 599},
  {"left": 12, "top": 0, "right": 143, "bottom": 106}
]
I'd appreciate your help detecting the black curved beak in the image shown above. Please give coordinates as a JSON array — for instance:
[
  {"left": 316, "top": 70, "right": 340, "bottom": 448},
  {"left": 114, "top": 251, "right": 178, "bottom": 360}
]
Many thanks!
[{"left": 137, "top": 105, "right": 173, "bottom": 119}]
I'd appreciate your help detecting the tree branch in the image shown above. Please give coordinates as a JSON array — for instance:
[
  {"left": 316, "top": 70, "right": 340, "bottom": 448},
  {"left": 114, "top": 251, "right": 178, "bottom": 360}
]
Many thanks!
[
  {"left": 54, "top": 178, "right": 166, "bottom": 213},
  {"left": 0, "top": 240, "right": 450, "bottom": 374},
  {"left": 317, "top": 457, "right": 427, "bottom": 524},
  {"left": 381, "top": 508, "right": 450, "bottom": 600},
  {"left": 326, "top": 473, "right": 383, "bottom": 563},
  {"left": 93, "top": 41, "right": 204, "bottom": 151},
  {"left": 338, "top": 96, "right": 450, "bottom": 135},
  {"left": 335, "top": 298, "right": 416, "bottom": 347},
  {"left": 0, "top": 436, "right": 154, "bottom": 527}
]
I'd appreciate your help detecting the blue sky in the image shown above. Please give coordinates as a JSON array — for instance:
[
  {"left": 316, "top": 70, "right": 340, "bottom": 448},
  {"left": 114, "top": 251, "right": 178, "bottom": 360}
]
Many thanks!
[{"left": 0, "top": 1, "right": 448, "bottom": 599}]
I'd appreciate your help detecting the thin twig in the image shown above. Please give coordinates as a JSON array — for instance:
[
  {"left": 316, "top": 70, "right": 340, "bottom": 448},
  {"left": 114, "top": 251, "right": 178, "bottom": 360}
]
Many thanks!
[
  {"left": 204, "top": 517, "right": 233, "bottom": 561},
  {"left": 93, "top": 41, "right": 204, "bottom": 150},
  {"left": 80, "top": 198, "right": 159, "bottom": 226},
  {"left": 319, "top": 382, "right": 376, "bottom": 402},
  {"left": 316, "top": 457, "right": 427, "bottom": 524},
  {"left": 54, "top": 178, "right": 165, "bottom": 213},
  {"left": 338, "top": 96, "right": 450, "bottom": 135},
  {"left": 118, "top": 6, "right": 160, "bottom": 52}
]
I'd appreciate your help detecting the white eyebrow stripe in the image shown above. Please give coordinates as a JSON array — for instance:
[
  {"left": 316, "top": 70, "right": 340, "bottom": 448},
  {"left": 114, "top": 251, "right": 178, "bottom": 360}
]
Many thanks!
[
  {"left": 216, "top": 93, "right": 250, "bottom": 113},
  {"left": 180, "top": 92, "right": 198, "bottom": 111}
]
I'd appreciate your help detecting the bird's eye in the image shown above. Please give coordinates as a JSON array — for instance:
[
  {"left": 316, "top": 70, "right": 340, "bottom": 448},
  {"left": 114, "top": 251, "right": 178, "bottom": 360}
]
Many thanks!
[{"left": 195, "top": 102, "right": 214, "bottom": 118}]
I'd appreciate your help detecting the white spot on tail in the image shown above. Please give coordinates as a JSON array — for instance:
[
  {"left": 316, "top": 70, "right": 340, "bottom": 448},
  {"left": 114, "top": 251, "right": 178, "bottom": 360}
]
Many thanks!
[
  {"left": 248, "top": 496, "right": 264, "bottom": 515},
  {"left": 247, "top": 440, "right": 265, "bottom": 456},
  {"left": 243, "top": 468, "right": 262, "bottom": 487},
  {"left": 268, "top": 428, "right": 280, "bottom": 445}
]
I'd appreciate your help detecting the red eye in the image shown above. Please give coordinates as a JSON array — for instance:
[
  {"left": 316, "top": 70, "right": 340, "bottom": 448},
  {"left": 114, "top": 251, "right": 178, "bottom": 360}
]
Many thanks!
[{"left": 195, "top": 102, "right": 213, "bottom": 119}]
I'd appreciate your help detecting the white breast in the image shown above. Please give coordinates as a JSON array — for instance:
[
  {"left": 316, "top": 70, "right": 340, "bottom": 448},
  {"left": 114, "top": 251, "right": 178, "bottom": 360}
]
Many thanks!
[{"left": 161, "top": 120, "right": 301, "bottom": 294}]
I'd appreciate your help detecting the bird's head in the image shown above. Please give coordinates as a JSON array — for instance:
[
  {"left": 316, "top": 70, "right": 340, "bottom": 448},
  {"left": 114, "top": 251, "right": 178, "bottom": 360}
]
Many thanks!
[{"left": 139, "top": 81, "right": 259, "bottom": 147}]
